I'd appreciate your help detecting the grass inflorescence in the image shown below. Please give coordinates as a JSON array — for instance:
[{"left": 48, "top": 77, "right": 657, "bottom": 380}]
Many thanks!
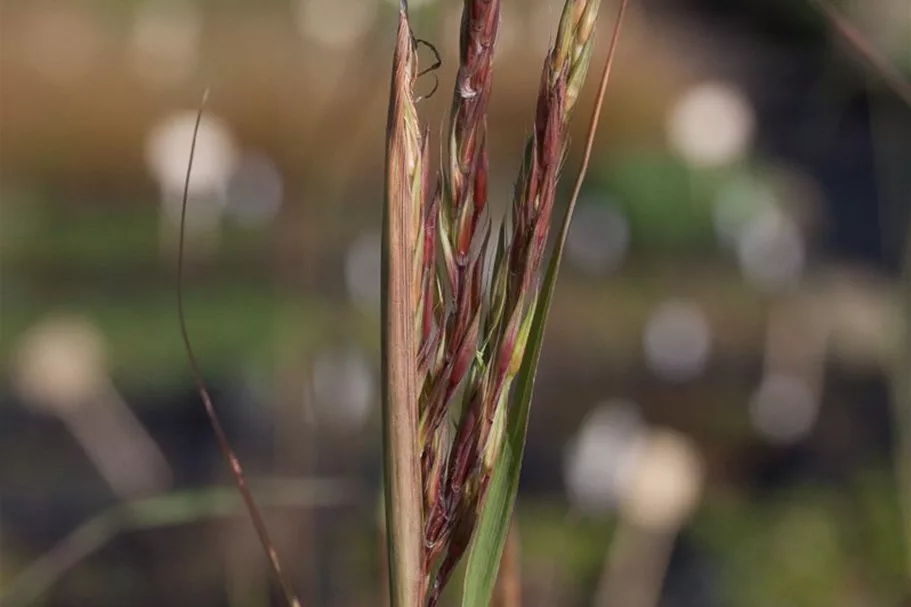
[{"left": 382, "top": 1, "right": 628, "bottom": 604}]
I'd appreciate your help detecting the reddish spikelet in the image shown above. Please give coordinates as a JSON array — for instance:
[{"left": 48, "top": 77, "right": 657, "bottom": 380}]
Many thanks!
[
  {"left": 425, "top": 4, "right": 602, "bottom": 602},
  {"left": 418, "top": 5, "right": 501, "bottom": 570},
  {"left": 417, "top": 191, "right": 439, "bottom": 375}
]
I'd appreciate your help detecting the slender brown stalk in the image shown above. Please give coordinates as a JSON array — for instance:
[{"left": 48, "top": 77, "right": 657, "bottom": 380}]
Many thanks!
[
  {"left": 899, "top": 222, "right": 911, "bottom": 583},
  {"left": 176, "top": 89, "right": 302, "bottom": 607},
  {"left": 177, "top": 89, "right": 301, "bottom": 607}
]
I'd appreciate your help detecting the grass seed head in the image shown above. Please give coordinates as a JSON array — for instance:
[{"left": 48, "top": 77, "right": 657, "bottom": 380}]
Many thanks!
[
  {"left": 422, "top": 2, "right": 606, "bottom": 598},
  {"left": 382, "top": 2, "right": 612, "bottom": 604}
]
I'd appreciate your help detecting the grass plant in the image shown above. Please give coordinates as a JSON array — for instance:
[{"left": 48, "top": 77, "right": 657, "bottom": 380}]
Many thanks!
[{"left": 382, "top": 1, "right": 629, "bottom": 605}]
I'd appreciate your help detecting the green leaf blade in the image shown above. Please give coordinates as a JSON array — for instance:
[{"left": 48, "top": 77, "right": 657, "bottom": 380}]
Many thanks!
[{"left": 461, "top": 230, "right": 566, "bottom": 607}]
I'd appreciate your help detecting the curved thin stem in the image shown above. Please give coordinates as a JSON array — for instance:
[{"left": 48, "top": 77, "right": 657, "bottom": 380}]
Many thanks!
[{"left": 177, "top": 88, "right": 303, "bottom": 607}]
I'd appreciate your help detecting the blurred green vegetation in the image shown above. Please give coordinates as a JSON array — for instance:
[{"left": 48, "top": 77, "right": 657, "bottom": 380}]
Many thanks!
[{"left": 693, "top": 472, "right": 907, "bottom": 607}]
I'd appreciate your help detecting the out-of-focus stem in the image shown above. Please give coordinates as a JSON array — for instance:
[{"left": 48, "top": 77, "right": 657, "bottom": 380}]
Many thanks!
[
  {"left": 1, "top": 481, "right": 357, "bottom": 607},
  {"left": 811, "top": 0, "right": 911, "bottom": 108},
  {"left": 593, "top": 522, "right": 675, "bottom": 607},
  {"left": 492, "top": 521, "right": 521, "bottom": 607},
  {"left": 896, "top": 218, "right": 911, "bottom": 582}
]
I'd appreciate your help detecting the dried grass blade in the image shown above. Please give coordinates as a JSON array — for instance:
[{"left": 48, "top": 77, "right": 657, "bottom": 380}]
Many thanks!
[{"left": 382, "top": 7, "right": 426, "bottom": 606}]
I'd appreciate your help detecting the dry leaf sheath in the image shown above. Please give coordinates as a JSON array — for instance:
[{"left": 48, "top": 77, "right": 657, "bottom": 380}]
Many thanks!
[{"left": 382, "top": 4, "right": 431, "bottom": 607}]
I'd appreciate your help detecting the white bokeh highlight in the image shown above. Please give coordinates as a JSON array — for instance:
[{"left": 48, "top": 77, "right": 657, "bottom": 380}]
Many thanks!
[
  {"left": 667, "top": 82, "right": 755, "bottom": 168},
  {"left": 566, "top": 201, "right": 630, "bottom": 275},
  {"left": 146, "top": 111, "right": 238, "bottom": 201},
  {"left": 737, "top": 207, "right": 805, "bottom": 292},
  {"left": 225, "top": 152, "right": 284, "bottom": 228},
  {"left": 345, "top": 230, "right": 382, "bottom": 310},
  {"left": 713, "top": 174, "right": 777, "bottom": 250},
  {"left": 15, "top": 315, "right": 107, "bottom": 413},
  {"left": 749, "top": 374, "right": 819, "bottom": 445},
  {"left": 618, "top": 429, "right": 704, "bottom": 531},
  {"left": 312, "top": 349, "right": 375, "bottom": 432},
  {"left": 643, "top": 300, "right": 712, "bottom": 382},
  {"left": 564, "top": 401, "right": 646, "bottom": 514},
  {"left": 146, "top": 110, "right": 238, "bottom": 236},
  {"left": 13, "top": 316, "right": 172, "bottom": 497}
]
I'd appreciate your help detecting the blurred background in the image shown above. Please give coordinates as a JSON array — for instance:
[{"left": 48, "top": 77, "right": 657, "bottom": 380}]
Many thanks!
[{"left": 1, "top": 1, "right": 909, "bottom": 606}]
